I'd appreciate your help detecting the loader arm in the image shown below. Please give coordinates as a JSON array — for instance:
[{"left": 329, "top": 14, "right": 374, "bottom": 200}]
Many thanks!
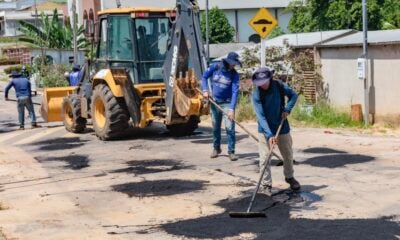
[{"left": 163, "top": 0, "right": 208, "bottom": 124}]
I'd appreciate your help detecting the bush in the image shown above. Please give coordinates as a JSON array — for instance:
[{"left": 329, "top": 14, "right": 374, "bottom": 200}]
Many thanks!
[
  {"left": 40, "top": 64, "right": 69, "bottom": 87},
  {"left": 4, "top": 65, "right": 32, "bottom": 75}
]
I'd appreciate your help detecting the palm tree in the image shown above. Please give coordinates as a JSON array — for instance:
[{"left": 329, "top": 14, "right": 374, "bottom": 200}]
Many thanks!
[{"left": 18, "top": 9, "right": 87, "bottom": 50}]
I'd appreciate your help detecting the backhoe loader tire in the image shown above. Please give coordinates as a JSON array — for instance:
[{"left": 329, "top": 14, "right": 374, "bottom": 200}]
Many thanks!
[
  {"left": 167, "top": 116, "right": 200, "bottom": 137},
  {"left": 62, "top": 95, "right": 87, "bottom": 133},
  {"left": 91, "top": 84, "right": 129, "bottom": 140}
]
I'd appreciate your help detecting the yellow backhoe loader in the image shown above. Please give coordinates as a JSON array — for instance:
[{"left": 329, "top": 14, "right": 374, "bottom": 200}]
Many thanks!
[{"left": 40, "top": 0, "right": 209, "bottom": 140}]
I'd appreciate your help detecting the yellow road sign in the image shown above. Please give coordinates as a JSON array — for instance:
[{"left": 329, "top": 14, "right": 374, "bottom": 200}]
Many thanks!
[{"left": 249, "top": 8, "right": 278, "bottom": 39}]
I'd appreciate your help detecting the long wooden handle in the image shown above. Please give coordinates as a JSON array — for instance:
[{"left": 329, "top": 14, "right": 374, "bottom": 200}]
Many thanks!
[{"left": 197, "top": 88, "right": 283, "bottom": 161}]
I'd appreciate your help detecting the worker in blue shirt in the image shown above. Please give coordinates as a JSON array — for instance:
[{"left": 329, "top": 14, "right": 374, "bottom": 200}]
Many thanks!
[
  {"left": 251, "top": 67, "right": 300, "bottom": 195},
  {"left": 69, "top": 64, "right": 81, "bottom": 86},
  {"left": 202, "top": 52, "right": 241, "bottom": 161},
  {"left": 4, "top": 71, "right": 39, "bottom": 130}
]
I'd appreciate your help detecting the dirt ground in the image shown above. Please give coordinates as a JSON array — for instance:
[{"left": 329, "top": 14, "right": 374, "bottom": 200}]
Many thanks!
[{"left": 0, "top": 82, "right": 399, "bottom": 239}]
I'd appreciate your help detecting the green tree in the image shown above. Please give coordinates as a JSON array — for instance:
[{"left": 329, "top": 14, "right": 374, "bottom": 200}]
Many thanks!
[
  {"left": 288, "top": 0, "right": 390, "bottom": 32},
  {"left": 268, "top": 26, "right": 286, "bottom": 39},
  {"left": 200, "top": 7, "right": 235, "bottom": 43},
  {"left": 18, "top": 8, "right": 87, "bottom": 49},
  {"left": 381, "top": 0, "right": 400, "bottom": 29}
]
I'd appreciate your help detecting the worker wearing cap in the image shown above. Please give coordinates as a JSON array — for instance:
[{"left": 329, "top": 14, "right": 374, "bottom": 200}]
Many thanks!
[
  {"left": 251, "top": 67, "right": 300, "bottom": 194},
  {"left": 4, "top": 71, "right": 39, "bottom": 130},
  {"left": 202, "top": 52, "right": 241, "bottom": 161},
  {"left": 69, "top": 64, "right": 81, "bottom": 86}
]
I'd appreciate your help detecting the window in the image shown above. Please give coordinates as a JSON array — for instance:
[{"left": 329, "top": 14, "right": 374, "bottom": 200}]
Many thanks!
[
  {"left": 98, "top": 18, "right": 107, "bottom": 58},
  {"left": 135, "top": 18, "right": 171, "bottom": 83},
  {"left": 108, "top": 16, "right": 134, "bottom": 60}
]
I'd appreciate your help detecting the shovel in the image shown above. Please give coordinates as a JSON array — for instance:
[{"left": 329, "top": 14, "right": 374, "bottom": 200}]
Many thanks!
[
  {"left": 229, "top": 119, "right": 285, "bottom": 218},
  {"left": 196, "top": 88, "right": 283, "bottom": 161}
]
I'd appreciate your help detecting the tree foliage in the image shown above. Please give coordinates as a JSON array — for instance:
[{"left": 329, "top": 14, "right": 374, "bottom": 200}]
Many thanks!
[
  {"left": 268, "top": 26, "right": 286, "bottom": 39},
  {"left": 200, "top": 7, "right": 235, "bottom": 43},
  {"left": 288, "top": 0, "right": 399, "bottom": 32},
  {"left": 18, "top": 8, "right": 87, "bottom": 50}
]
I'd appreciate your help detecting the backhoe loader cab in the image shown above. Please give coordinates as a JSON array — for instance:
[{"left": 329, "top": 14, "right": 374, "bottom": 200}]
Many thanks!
[{"left": 42, "top": 3, "right": 208, "bottom": 140}]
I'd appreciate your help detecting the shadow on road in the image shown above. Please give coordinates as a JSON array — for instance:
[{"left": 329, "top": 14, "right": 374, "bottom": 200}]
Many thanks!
[
  {"left": 35, "top": 154, "right": 90, "bottom": 170},
  {"left": 161, "top": 185, "right": 399, "bottom": 240},
  {"left": 109, "top": 159, "right": 193, "bottom": 175},
  {"left": 31, "top": 137, "right": 89, "bottom": 151},
  {"left": 111, "top": 179, "right": 208, "bottom": 198}
]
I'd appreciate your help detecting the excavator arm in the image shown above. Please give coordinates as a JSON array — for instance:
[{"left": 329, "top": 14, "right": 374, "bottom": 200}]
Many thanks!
[{"left": 163, "top": 0, "right": 208, "bottom": 125}]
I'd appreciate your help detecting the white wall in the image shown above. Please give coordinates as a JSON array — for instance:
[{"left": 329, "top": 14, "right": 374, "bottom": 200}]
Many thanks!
[
  {"left": 99, "top": 1, "right": 292, "bottom": 43},
  {"left": 319, "top": 45, "right": 400, "bottom": 120},
  {"left": 277, "top": 8, "right": 292, "bottom": 32}
]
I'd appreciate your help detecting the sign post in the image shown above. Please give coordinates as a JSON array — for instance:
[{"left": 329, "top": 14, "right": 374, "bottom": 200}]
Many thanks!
[{"left": 249, "top": 8, "right": 278, "bottom": 67}]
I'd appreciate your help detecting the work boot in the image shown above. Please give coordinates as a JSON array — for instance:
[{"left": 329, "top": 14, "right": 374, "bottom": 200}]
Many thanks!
[
  {"left": 32, "top": 123, "right": 41, "bottom": 128},
  {"left": 210, "top": 148, "right": 222, "bottom": 158},
  {"left": 228, "top": 153, "right": 238, "bottom": 161},
  {"left": 276, "top": 160, "right": 297, "bottom": 166},
  {"left": 259, "top": 184, "right": 272, "bottom": 197},
  {"left": 285, "top": 177, "right": 301, "bottom": 191},
  {"left": 19, "top": 125, "right": 24, "bottom": 130}
]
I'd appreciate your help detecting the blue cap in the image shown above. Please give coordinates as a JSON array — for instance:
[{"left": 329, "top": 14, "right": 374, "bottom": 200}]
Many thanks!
[
  {"left": 252, "top": 67, "right": 273, "bottom": 86},
  {"left": 9, "top": 71, "right": 22, "bottom": 78},
  {"left": 73, "top": 64, "right": 81, "bottom": 71},
  {"left": 223, "top": 52, "right": 241, "bottom": 66}
]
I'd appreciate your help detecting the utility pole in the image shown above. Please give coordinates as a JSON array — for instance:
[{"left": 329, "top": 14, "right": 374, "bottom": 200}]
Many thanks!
[
  {"left": 362, "top": 0, "right": 369, "bottom": 125},
  {"left": 34, "top": 0, "right": 38, "bottom": 28},
  {"left": 72, "top": 0, "right": 78, "bottom": 65},
  {"left": 205, "top": 0, "right": 210, "bottom": 63}
]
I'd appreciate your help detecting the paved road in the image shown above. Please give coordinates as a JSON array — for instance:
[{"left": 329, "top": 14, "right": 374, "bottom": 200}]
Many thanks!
[{"left": 0, "top": 82, "right": 399, "bottom": 239}]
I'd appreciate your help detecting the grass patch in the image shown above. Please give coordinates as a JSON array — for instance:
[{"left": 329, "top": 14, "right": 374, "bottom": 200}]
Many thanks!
[
  {"left": 290, "top": 96, "right": 366, "bottom": 128},
  {"left": 236, "top": 95, "right": 256, "bottom": 122},
  {"left": 234, "top": 94, "right": 366, "bottom": 129}
]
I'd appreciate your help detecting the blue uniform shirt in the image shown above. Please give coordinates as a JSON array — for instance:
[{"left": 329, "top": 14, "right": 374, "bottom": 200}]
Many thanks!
[
  {"left": 69, "top": 71, "right": 80, "bottom": 86},
  {"left": 201, "top": 63, "right": 240, "bottom": 110},
  {"left": 252, "top": 80, "right": 298, "bottom": 140},
  {"left": 5, "top": 77, "right": 31, "bottom": 98}
]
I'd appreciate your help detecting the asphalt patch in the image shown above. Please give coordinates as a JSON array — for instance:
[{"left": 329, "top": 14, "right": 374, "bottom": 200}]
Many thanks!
[
  {"left": 161, "top": 185, "right": 399, "bottom": 240},
  {"left": 302, "top": 154, "right": 375, "bottom": 168},
  {"left": 31, "top": 137, "right": 88, "bottom": 151},
  {"left": 0, "top": 120, "right": 19, "bottom": 133},
  {"left": 35, "top": 154, "right": 90, "bottom": 170},
  {"left": 109, "top": 159, "right": 193, "bottom": 175},
  {"left": 303, "top": 147, "right": 347, "bottom": 154},
  {"left": 112, "top": 179, "right": 207, "bottom": 197}
]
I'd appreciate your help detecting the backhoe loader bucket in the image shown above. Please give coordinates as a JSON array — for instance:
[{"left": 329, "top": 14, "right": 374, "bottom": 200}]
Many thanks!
[
  {"left": 173, "top": 69, "right": 207, "bottom": 118},
  {"left": 40, "top": 87, "right": 76, "bottom": 122}
]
